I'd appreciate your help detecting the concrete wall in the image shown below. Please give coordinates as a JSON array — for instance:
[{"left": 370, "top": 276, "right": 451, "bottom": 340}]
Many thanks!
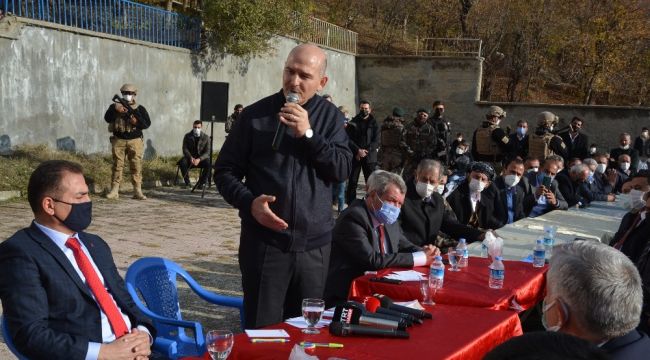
[
  {"left": 0, "top": 20, "right": 357, "bottom": 155},
  {"left": 356, "top": 55, "right": 650, "bottom": 152}
]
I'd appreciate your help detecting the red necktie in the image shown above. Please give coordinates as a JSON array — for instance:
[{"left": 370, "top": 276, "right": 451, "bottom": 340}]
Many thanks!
[
  {"left": 66, "top": 237, "right": 129, "bottom": 338},
  {"left": 378, "top": 225, "right": 386, "bottom": 256}
]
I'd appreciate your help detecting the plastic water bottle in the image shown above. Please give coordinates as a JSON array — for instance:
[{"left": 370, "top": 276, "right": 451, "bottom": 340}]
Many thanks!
[
  {"left": 488, "top": 256, "right": 505, "bottom": 289},
  {"left": 457, "top": 238, "right": 469, "bottom": 267},
  {"left": 533, "top": 239, "right": 546, "bottom": 268},
  {"left": 480, "top": 241, "right": 488, "bottom": 258},
  {"left": 543, "top": 225, "right": 556, "bottom": 257},
  {"left": 429, "top": 256, "right": 445, "bottom": 290}
]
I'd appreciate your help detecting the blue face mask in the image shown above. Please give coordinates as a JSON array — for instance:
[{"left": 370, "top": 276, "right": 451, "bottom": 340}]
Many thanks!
[
  {"left": 373, "top": 193, "right": 400, "bottom": 225},
  {"left": 516, "top": 126, "right": 527, "bottom": 137}
]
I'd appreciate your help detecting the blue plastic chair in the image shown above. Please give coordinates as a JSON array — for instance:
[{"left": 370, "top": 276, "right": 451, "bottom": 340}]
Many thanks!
[
  {"left": 1, "top": 316, "right": 28, "bottom": 360},
  {"left": 125, "top": 257, "right": 244, "bottom": 359}
]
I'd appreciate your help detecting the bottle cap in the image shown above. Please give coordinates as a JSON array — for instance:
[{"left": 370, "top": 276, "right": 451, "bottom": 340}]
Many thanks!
[
  {"left": 536, "top": 239, "right": 543, "bottom": 244},
  {"left": 495, "top": 256, "right": 503, "bottom": 261},
  {"left": 434, "top": 255, "right": 442, "bottom": 260},
  {"left": 459, "top": 238, "right": 466, "bottom": 243}
]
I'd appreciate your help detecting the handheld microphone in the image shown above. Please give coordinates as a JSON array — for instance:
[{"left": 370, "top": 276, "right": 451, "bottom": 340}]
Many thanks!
[
  {"left": 346, "top": 301, "right": 410, "bottom": 328},
  {"left": 329, "top": 321, "right": 409, "bottom": 339},
  {"left": 363, "top": 297, "right": 421, "bottom": 325},
  {"left": 272, "top": 92, "right": 300, "bottom": 151},
  {"left": 373, "top": 294, "right": 433, "bottom": 320},
  {"left": 333, "top": 303, "right": 403, "bottom": 330}
]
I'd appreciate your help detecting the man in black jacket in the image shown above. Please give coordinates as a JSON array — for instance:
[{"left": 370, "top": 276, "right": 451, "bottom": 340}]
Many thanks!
[
  {"left": 446, "top": 162, "right": 505, "bottom": 230},
  {"left": 179, "top": 120, "right": 211, "bottom": 187},
  {"left": 399, "top": 159, "right": 484, "bottom": 249},
  {"left": 611, "top": 133, "right": 640, "bottom": 173},
  {"left": 324, "top": 170, "right": 439, "bottom": 306},
  {"left": 345, "top": 100, "right": 380, "bottom": 204},
  {"left": 559, "top": 116, "right": 590, "bottom": 161},
  {"left": 214, "top": 44, "right": 353, "bottom": 328},
  {"left": 493, "top": 157, "right": 536, "bottom": 225}
]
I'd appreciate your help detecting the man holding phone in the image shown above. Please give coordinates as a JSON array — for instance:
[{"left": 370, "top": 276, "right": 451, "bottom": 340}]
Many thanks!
[{"left": 526, "top": 159, "right": 568, "bottom": 217}]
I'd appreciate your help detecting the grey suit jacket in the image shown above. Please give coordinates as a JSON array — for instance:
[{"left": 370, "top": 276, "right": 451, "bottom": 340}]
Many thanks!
[{"left": 324, "top": 199, "right": 421, "bottom": 306}]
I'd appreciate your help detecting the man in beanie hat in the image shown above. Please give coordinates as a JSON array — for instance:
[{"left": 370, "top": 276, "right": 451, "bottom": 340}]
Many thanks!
[
  {"left": 379, "top": 107, "right": 407, "bottom": 174},
  {"left": 401, "top": 108, "right": 438, "bottom": 179}
]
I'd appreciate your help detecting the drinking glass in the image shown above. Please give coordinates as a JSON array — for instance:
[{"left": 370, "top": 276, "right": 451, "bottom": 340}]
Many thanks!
[
  {"left": 206, "top": 330, "right": 234, "bottom": 360},
  {"left": 448, "top": 250, "right": 461, "bottom": 272},
  {"left": 302, "top": 298, "right": 325, "bottom": 334},
  {"left": 420, "top": 279, "right": 436, "bottom": 305}
]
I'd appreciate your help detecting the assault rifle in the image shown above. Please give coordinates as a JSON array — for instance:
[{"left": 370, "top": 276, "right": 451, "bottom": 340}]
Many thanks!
[{"left": 112, "top": 94, "right": 136, "bottom": 118}]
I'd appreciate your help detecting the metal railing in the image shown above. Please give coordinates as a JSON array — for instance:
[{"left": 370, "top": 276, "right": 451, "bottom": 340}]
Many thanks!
[
  {"left": 415, "top": 37, "right": 482, "bottom": 57},
  {"left": 287, "top": 14, "right": 357, "bottom": 54},
  {"left": 1, "top": 0, "right": 201, "bottom": 50}
]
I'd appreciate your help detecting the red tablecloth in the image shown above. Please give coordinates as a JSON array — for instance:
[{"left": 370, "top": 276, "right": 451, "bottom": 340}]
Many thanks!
[
  {"left": 185, "top": 304, "right": 522, "bottom": 360},
  {"left": 349, "top": 258, "right": 547, "bottom": 311}
]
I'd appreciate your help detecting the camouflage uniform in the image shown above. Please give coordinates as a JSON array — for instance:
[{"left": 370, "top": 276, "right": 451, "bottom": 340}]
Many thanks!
[
  {"left": 378, "top": 115, "right": 405, "bottom": 174},
  {"left": 401, "top": 119, "right": 438, "bottom": 179}
]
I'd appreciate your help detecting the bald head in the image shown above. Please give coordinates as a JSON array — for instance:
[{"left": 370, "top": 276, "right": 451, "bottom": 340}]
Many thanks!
[{"left": 282, "top": 44, "right": 329, "bottom": 104}]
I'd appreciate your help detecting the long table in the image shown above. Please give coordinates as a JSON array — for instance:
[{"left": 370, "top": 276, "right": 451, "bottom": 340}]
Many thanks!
[
  {"left": 349, "top": 258, "right": 547, "bottom": 312},
  {"left": 467, "top": 195, "right": 629, "bottom": 261},
  {"left": 186, "top": 304, "right": 522, "bottom": 360}
]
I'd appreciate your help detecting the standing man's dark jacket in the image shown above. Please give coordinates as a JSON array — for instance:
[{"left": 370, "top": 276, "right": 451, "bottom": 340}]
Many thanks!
[
  {"left": 399, "top": 180, "right": 483, "bottom": 246},
  {"left": 559, "top": 130, "right": 590, "bottom": 160},
  {"left": 0, "top": 223, "right": 155, "bottom": 360},
  {"left": 507, "top": 132, "right": 529, "bottom": 159},
  {"left": 182, "top": 130, "right": 210, "bottom": 161},
  {"left": 347, "top": 113, "right": 380, "bottom": 164},
  {"left": 446, "top": 180, "right": 505, "bottom": 230},
  {"left": 214, "top": 91, "right": 353, "bottom": 252},
  {"left": 324, "top": 199, "right": 422, "bottom": 306}
]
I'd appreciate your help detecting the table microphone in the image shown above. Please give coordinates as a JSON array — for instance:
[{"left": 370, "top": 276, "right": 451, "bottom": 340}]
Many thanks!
[
  {"left": 346, "top": 301, "right": 410, "bottom": 328},
  {"left": 363, "top": 297, "right": 421, "bottom": 325},
  {"left": 333, "top": 304, "right": 403, "bottom": 330},
  {"left": 329, "top": 321, "right": 409, "bottom": 339},
  {"left": 272, "top": 92, "right": 300, "bottom": 151},
  {"left": 373, "top": 294, "right": 433, "bottom": 319}
]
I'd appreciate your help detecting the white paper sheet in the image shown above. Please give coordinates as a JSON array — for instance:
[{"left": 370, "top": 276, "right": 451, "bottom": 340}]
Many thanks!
[
  {"left": 245, "top": 329, "right": 290, "bottom": 338},
  {"left": 284, "top": 316, "right": 332, "bottom": 329},
  {"left": 384, "top": 270, "right": 425, "bottom": 281}
]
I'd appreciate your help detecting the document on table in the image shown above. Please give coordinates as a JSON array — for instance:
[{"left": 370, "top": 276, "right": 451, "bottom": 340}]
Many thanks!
[
  {"left": 245, "top": 329, "right": 290, "bottom": 338},
  {"left": 285, "top": 308, "right": 334, "bottom": 329},
  {"left": 384, "top": 270, "right": 425, "bottom": 281}
]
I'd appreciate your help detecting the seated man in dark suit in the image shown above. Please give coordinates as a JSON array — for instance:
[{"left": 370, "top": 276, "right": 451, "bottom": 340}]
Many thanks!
[
  {"left": 399, "top": 159, "right": 484, "bottom": 250},
  {"left": 324, "top": 170, "right": 440, "bottom": 306},
  {"left": 610, "top": 191, "right": 650, "bottom": 264},
  {"left": 544, "top": 240, "right": 650, "bottom": 360},
  {"left": 446, "top": 162, "right": 504, "bottom": 230},
  {"left": 526, "top": 158, "right": 569, "bottom": 217},
  {"left": 0, "top": 160, "right": 154, "bottom": 360},
  {"left": 584, "top": 156, "right": 616, "bottom": 202},
  {"left": 555, "top": 163, "right": 594, "bottom": 208},
  {"left": 179, "top": 120, "right": 211, "bottom": 187},
  {"left": 493, "top": 157, "right": 536, "bottom": 224}
]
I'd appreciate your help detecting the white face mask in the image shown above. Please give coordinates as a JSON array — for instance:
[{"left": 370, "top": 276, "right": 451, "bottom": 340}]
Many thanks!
[
  {"left": 416, "top": 181, "right": 435, "bottom": 198},
  {"left": 193, "top": 128, "right": 201, "bottom": 136},
  {"left": 503, "top": 174, "right": 521, "bottom": 188},
  {"left": 527, "top": 167, "right": 539, "bottom": 174},
  {"left": 469, "top": 178, "right": 487, "bottom": 193},
  {"left": 589, "top": 147, "right": 597, "bottom": 154},
  {"left": 627, "top": 189, "right": 647, "bottom": 210},
  {"left": 595, "top": 163, "right": 607, "bottom": 174},
  {"left": 124, "top": 94, "right": 134, "bottom": 102},
  {"left": 541, "top": 299, "right": 563, "bottom": 332},
  {"left": 456, "top": 148, "right": 465, "bottom": 155},
  {"left": 621, "top": 144, "right": 630, "bottom": 150},
  {"left": 620, "top": 162, "right": 631, "bottom": 171},
  {"left": 436, "top": 184, "right": 445, "bottom": 195}
]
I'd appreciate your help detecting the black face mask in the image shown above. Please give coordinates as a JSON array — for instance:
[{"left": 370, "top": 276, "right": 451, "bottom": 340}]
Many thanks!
[
  {"left": 53, "top": 199, "right": 92, "bottom": 232},
  {"left": 434, "top": 110, "right": 442, "bottom": 118},
  {"left": 360, "top": 110, "right": 369, "bottom": 117}
]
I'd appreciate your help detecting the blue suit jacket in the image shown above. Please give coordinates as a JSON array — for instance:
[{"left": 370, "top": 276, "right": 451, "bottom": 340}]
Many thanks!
[{"left": 0, "top": 223, "right": 154, "bottom": 360}]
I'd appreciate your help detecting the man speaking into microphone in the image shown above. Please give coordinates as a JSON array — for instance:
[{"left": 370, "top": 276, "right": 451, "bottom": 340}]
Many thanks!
[{"left": 214, "top": 44, "right": 353, "bottom": 329}]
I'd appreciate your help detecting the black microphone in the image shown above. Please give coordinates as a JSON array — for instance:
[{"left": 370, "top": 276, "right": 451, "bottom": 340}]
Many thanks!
[
  {"left": 333, "top": 303, "right": 403, "bottom": 330},
  {"left": 272, "top": 92, "right": 300, "bottom": 151},
  {"left": 329, "top": 321, "right": 409, "bottom": 339},
  {"left": 374, "top": 294, "right": 432, "bottom": 320},
  {"left": 363, "top": 297, "right": 421, "bottom": 325},
  {"left": 346, "top": 301, "right": 410, "bottom": 328}
]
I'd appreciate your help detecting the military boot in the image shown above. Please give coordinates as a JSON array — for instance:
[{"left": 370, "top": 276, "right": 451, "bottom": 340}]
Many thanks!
[
  {"left": 133, "top": 183, "right": 147, "bottom": 200},
  {"left": 105, "top": 183, "right": 120, "bottom": 199}
]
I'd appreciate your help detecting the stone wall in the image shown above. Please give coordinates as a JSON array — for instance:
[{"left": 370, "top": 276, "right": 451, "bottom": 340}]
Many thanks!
[{"left": 0, "top": 19, "right": 357, "bottom": 155}]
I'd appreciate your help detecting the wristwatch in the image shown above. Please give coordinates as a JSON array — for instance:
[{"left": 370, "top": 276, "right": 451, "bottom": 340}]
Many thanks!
[{"left": 304, "top": 128, "right": 314, "bottom": 139}]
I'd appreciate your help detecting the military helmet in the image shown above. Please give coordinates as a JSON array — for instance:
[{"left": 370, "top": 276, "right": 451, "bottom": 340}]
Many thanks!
[
  {"left": 120, "top": 83, "right": 137, "bottom": 94},
  {"left": 536, "top": 111, "right": 559, "bottom": 128},
  {"left": 486, "top": 106, "right": 506, "bottom": 118}
]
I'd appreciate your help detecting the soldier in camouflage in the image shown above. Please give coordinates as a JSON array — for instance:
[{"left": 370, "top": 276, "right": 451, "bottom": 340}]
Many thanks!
[
  {"left": 401, "top": 108, "right": 438, "bottom": 179},
  {"left": 378, "top": 107, "right": 407, "bottom": 174},
  {"left": 529, "top": 111, "right": 568, "bottom": 160},
  {"left": 471, "top": 105, "right": 509, "bottom": 169}
]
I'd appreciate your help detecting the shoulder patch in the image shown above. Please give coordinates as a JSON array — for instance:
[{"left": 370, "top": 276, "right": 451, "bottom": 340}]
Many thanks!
[
  {"left": 560, "top": 142, "right": 566, "bottom": 149},
  {"left": 502, "top": 136, "right": 510, "bottom": 144}
]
